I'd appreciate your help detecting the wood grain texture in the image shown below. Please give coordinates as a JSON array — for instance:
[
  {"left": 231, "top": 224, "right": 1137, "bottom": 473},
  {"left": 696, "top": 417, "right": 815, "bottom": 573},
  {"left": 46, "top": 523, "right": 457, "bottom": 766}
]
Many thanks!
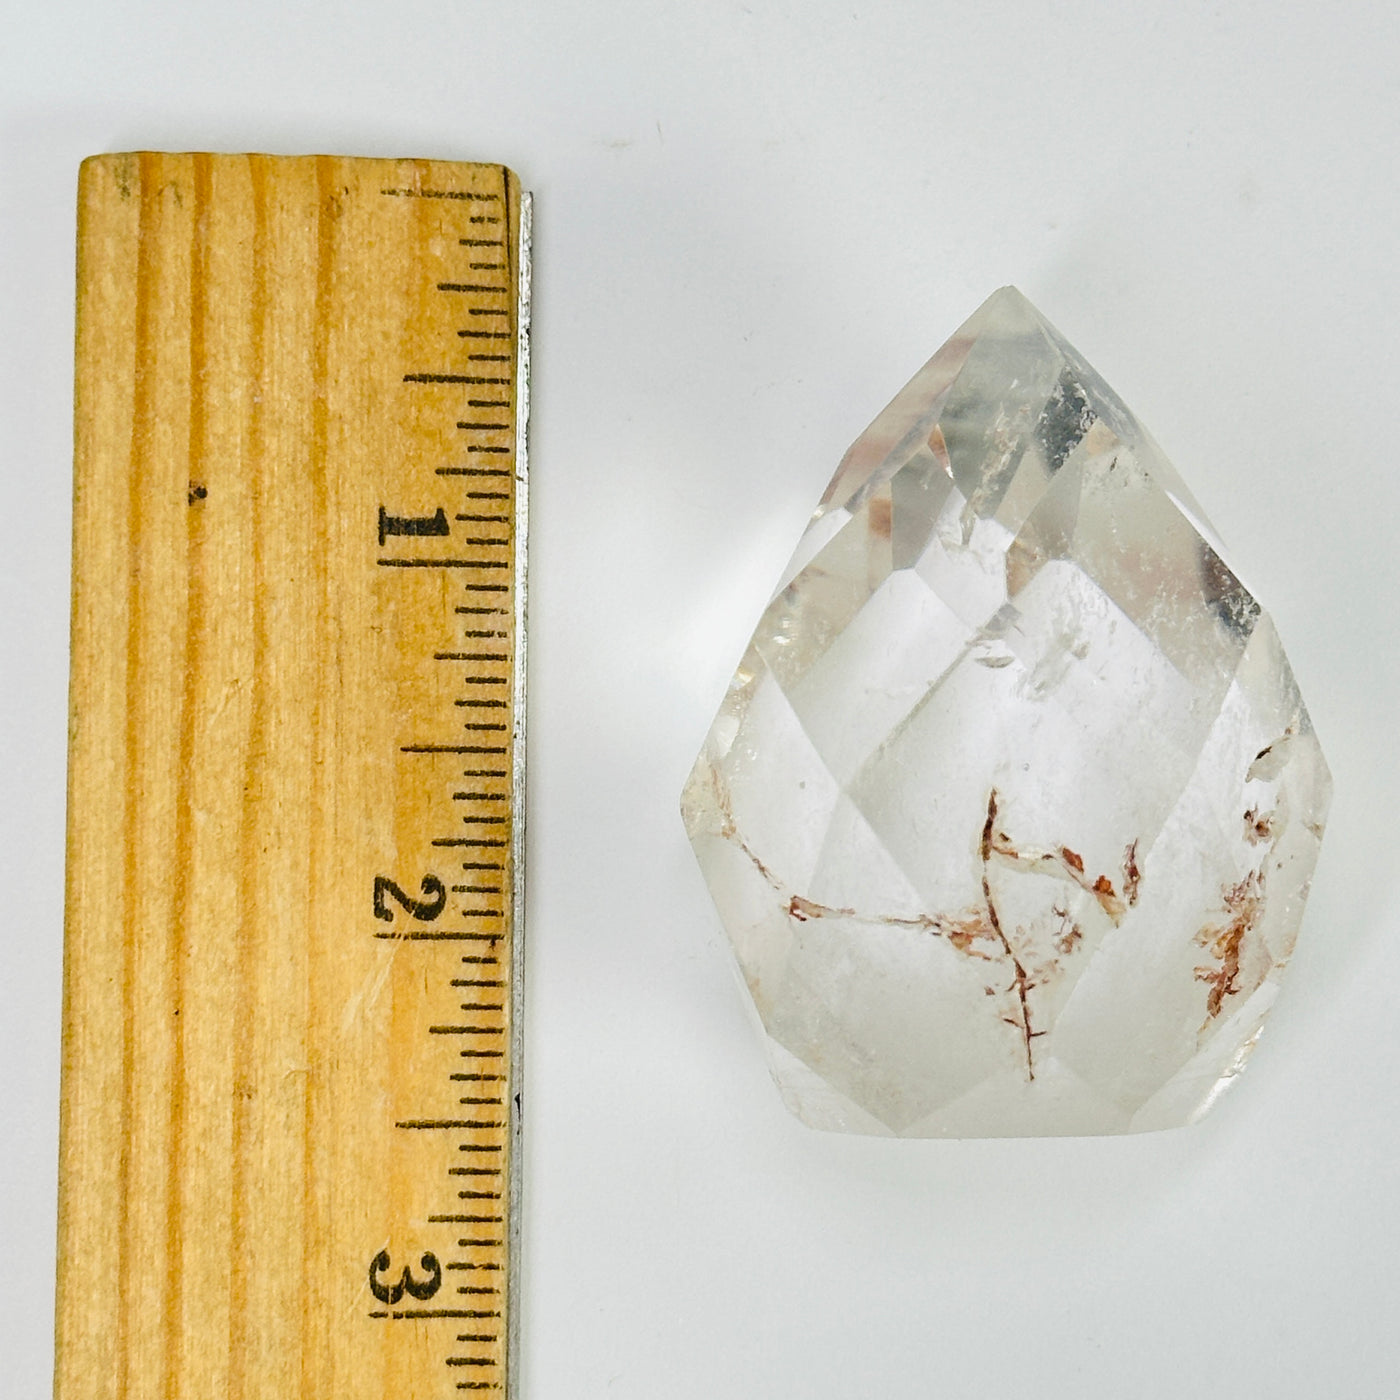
[{"left": 57, "top": 153, "right": 525, "bottom": 1400}]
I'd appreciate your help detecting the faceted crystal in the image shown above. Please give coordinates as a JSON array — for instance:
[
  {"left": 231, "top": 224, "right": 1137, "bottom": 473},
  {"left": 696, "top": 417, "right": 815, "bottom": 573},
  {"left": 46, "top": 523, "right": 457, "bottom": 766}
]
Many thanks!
[{"left": 681, "top": 288, "right": 1331, "bottom": 1137}]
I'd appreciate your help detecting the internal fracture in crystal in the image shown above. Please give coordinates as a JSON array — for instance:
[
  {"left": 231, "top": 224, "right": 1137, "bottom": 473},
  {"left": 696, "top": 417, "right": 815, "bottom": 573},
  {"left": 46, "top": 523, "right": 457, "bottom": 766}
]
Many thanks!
[{"left": 681, "top": 287, "right": 1330, "bottom": 1137}]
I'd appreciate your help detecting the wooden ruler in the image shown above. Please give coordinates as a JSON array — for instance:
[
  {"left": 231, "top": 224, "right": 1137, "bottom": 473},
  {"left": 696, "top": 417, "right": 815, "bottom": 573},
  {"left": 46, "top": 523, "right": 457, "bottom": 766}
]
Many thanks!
[{"left": 56, "top": 153, "right": 529, "bottom": 1400}]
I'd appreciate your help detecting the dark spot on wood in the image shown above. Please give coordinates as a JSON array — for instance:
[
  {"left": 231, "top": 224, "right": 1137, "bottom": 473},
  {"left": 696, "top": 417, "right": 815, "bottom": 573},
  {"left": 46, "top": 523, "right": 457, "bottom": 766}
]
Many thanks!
[
  {"left": 188, "top": 482, "right": 208, "bottom": 504},
  {"left": 112, "top": 155, "right": 136, "bottom": 199}
]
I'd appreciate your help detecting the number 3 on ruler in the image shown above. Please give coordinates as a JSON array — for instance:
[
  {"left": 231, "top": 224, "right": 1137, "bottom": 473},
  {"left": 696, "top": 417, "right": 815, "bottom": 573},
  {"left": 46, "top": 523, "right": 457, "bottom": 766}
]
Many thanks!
[
  {"left": 373, "top": 874, "right": 447, "bottom": 922},
  {"left": 368, "top": 1249, "right": 442, "bottom": 1304}
]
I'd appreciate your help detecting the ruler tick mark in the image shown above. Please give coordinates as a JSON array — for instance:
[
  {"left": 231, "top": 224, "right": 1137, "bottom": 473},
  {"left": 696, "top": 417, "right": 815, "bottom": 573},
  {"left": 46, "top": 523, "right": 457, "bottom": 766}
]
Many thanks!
[
  {"left": 369, "top": 1308, "right": 500, "bottom": 1320},
  {"left": 378, "top": 558, "right": 506, "bottom": 569},
  {"left": 396, "top": 1118, "right": 497, "bottom": 1130},
  {"left": 401, "top": 743, "right": 503, "bottom": 754},
  {"left": 403, "top": 372, "right": 509, "bottom": 384},
  {"left": 380, "top": 188, "right": 501, "bottom": 201},
  {"left": 374, "top": 931, "right": 500, "bottom": 942}
]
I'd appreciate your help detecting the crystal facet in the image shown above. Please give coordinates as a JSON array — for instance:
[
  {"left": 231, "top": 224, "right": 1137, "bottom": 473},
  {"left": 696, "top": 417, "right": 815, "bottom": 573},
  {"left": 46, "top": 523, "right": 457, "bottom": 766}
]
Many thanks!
[{"left": 682, "top": 288, "right": 1331, "bottom": 1137}]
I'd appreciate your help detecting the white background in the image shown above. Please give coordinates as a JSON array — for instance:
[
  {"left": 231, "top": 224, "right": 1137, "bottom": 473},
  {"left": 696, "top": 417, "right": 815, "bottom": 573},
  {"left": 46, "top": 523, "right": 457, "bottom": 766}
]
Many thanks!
[{"left": 4, "top": 2, "right": 1399, "bottom": 1396}]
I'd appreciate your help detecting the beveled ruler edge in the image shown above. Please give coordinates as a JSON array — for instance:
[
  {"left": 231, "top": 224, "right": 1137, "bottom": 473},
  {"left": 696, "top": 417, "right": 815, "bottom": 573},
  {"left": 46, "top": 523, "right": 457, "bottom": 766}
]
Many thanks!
[{"left": 506, "top": 188, "right": 531, "bottom": 1400}]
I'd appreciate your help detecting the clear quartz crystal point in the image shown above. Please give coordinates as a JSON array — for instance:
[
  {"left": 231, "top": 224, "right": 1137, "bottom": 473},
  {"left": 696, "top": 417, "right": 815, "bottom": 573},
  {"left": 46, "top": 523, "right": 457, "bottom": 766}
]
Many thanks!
[{"left": 681, "top": 287, "right": 1330, "bottom": 1137}]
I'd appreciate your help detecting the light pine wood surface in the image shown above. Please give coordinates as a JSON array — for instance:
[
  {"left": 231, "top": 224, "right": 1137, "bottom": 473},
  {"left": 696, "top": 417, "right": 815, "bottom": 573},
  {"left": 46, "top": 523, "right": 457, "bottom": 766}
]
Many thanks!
[{"left": 57, "top": 152, "right": 525, "bottom": 1400}]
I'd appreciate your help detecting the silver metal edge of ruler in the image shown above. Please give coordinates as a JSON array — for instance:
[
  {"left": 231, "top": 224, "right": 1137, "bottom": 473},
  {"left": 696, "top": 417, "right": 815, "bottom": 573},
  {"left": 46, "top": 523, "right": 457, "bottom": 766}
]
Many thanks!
[{"left": 505, "top": 188, "right": 531, "bottom": 1400}]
